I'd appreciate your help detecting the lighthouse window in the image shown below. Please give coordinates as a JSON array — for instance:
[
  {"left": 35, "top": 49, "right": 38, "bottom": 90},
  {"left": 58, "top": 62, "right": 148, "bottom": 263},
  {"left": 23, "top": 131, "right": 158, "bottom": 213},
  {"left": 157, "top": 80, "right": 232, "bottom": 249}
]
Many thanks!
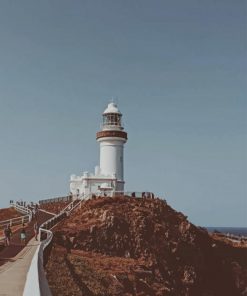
[
  {"left": 103, "top": 114, "right": 121, "bottom": 126},
  {"left": 103, "top": 116, "right": 107, "bottom": 125}
]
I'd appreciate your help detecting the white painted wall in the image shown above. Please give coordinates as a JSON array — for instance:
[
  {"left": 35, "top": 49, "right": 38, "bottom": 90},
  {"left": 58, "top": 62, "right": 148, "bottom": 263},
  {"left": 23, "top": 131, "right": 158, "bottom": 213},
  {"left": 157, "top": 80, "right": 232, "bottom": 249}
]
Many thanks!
[{"left": 98, "top": 137, "right": 126, "bottom": 181}]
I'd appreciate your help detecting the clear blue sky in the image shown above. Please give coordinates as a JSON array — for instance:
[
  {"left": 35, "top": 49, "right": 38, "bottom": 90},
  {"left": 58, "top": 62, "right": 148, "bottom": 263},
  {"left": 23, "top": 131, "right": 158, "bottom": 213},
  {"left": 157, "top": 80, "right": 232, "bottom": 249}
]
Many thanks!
[{"left": 0, "top": 0, "right": 246, "bottom": 227}]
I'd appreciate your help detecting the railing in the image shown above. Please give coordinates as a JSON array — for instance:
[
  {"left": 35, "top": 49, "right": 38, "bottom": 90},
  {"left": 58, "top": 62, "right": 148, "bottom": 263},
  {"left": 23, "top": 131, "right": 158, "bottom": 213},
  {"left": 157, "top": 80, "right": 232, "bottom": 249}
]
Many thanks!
[
  {"left": 61, "top": 198, "right": 80, "bottom": 214},
  {"left": 38, "top": 197, "right": 79, "bottom": 246},
  {"left": 84, "top": 191, "right": 155, "bottom": 199},
  {"left": 0, "top": 203, "right": 32, "bottom": 232},
  {"left": 11, "top": 202, "right": 32, "bottom": 217},
  {"left": 62, "top": 194, "right": 93, "bottom": 213},
  {"left": 113, "top": 191, "right": 155, "bottom": 198},
  {"left": 23, "top": 211, "right": 66, "bottom": 296},
  {"left": 23, "top": 197, "right": 81, "bottom": 296},
  {"left": 39, "top": 195, "right": 72, "bottom": 205},
  {"left": 213, "top": 232, "right": 247, "bottom": 242},
  {"left": 0, "top": 215, "right": 30, "bottom": 230}
]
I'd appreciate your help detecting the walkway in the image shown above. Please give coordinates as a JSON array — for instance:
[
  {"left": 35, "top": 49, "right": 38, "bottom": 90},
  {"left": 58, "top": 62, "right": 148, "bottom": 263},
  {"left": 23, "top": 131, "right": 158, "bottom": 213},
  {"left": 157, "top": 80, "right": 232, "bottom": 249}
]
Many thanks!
[
  {"left": 0, "top": 201, "right": 78, "bottom": 295},
  {"left": 0, "top": 210, "right": 52, "bottom": 266},
  {"left": 0, "top": 238, "right": 40, "bottom": 296}
]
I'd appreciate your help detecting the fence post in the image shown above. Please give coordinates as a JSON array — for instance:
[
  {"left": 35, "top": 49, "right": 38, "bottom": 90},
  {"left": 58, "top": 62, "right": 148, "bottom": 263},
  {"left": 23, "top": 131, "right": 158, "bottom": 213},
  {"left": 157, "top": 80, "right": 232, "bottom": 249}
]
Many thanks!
[{"left": 39, "top": 228, "right": 42, "bottom": 241}]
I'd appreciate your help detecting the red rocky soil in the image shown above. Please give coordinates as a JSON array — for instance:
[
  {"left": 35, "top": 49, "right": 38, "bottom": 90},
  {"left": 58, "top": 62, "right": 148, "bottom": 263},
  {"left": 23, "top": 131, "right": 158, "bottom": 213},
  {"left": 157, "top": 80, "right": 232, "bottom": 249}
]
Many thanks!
[
  {"left": 39, "top": 200, "right": 71, "bottom": 214},
  {"left": 45, "top": 196, "right": 247, "bottom": 296},
  {"left": 0, "top": 207, "right": 23, "bottom": 222}
]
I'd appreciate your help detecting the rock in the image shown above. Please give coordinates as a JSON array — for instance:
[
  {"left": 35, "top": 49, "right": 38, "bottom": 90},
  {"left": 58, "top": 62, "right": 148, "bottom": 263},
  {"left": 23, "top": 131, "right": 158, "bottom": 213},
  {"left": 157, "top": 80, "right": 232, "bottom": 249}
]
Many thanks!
[
  {"left": 179, "top": 221, "right": 191, "bottom": 235},
  {"left": 89, "top": 225, "right": 96, "bottom": 234},
  {"left": 231, "top": 261, "right": 247, "bottom": 294},
  {"left": 101, "top": 210, "right": 109, "bottom": 222},
  {"left": 182, "top": 266, "right": 197, "bottom": 285},
  {"left": 69, "top": 236, "right": 75, "bottom": 245},
  {"left": 45, "top": 196, "right": 247, "bottom": 296}
]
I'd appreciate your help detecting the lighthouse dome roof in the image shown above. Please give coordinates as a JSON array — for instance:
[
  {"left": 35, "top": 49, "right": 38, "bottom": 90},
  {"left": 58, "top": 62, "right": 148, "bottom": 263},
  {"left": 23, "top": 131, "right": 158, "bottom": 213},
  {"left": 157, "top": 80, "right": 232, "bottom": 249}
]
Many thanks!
[{"left": 103, "top": 102, "right": 121, "bottom": 115}]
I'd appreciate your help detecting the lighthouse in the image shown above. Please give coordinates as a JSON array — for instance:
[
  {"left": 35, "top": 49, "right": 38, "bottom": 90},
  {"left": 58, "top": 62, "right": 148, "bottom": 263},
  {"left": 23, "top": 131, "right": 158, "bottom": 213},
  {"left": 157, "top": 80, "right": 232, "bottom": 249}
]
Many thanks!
[
  {"left": 96, "top": 102, "right": 128, "bottom": 191},
  {"left": 70, "top": 102, "right": 128, "bottom": 197}
]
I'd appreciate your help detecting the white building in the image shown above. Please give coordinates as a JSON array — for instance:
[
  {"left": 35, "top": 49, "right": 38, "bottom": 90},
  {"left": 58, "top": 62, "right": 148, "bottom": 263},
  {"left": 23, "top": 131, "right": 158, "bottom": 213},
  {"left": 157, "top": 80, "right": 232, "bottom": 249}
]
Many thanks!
[{"left": 70, "top": 102, "right": 128, "bottom": 197}]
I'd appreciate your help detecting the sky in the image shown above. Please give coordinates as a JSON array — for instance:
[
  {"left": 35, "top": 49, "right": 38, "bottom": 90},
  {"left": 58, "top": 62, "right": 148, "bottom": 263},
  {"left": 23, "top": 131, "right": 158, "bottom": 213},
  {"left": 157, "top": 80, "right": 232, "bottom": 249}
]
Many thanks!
[{"left": 0, "top": 0, "right": 246, "bottom": 227}]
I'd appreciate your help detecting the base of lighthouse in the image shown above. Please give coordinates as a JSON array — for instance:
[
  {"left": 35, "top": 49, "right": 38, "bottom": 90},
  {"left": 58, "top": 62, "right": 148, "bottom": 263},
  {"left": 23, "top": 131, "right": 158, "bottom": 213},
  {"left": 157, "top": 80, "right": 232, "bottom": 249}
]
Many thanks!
[{"left": 70, "top": 168, "right": 125, "bottom": 198}]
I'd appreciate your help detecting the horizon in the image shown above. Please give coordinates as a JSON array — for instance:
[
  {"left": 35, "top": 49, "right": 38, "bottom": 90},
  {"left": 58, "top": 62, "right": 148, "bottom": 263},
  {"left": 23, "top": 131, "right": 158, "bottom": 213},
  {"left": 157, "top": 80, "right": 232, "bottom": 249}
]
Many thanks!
[{"left": 0, "top": 1, "right": 246, "bottom": 227}]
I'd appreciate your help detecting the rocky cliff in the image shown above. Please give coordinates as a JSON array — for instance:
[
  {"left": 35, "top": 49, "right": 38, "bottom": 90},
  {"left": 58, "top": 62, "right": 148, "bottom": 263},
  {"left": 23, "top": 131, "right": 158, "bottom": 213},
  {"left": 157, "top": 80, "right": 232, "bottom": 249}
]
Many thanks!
[{"left": 45, "top": 196, "right": 247, "bottom": 296}]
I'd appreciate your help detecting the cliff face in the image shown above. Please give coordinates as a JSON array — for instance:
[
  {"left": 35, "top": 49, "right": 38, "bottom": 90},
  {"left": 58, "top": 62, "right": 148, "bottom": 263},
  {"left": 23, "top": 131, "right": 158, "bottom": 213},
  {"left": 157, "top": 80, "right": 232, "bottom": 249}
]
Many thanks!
[{"left": 45, "top": 196, "right": 247, "bottom": 296}]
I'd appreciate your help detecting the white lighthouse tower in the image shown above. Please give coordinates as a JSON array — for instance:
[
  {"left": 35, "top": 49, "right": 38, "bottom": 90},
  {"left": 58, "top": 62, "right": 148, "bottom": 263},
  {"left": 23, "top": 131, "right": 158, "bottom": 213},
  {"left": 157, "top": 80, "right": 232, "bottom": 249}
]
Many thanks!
[
  {"left": 96, "top": 102, "right": 128, "bottom": 191},
  {"left": 70, "top": 102, "right": 128, "bottom": 197}
]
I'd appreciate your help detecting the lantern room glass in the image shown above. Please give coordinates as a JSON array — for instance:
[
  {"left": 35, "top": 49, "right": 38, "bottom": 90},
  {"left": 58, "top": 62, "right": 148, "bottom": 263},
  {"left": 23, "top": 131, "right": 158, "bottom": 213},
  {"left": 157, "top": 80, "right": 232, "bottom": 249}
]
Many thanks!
[{"left": 103, "top": 113, "right": 122, "bottom": 127}]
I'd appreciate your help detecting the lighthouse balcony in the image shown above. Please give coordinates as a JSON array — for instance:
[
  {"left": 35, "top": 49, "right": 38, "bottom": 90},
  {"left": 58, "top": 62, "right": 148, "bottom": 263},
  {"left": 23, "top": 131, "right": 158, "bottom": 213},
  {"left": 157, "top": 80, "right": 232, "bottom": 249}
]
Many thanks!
[{"left": 96, "top": 130, "right": 128, "bottom": 140}]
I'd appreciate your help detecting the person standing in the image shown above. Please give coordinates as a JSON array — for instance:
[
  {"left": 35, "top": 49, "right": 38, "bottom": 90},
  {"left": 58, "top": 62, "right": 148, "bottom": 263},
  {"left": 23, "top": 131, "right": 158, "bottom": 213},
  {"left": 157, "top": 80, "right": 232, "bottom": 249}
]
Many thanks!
[
  {"left": 4, "top": 224, "right": 12, "bottom": 246},
  {"left": 31, "top": 208, "right": 35, "bottom": 220},
  {"left": 34, "top": 204, "right": 39, "bottom": 220},
  {"left": 34, "top": 222, "right": 39, "bottom": 241},
  {"left": 20, "top": 224, "right": 26, "bottom": 245}
]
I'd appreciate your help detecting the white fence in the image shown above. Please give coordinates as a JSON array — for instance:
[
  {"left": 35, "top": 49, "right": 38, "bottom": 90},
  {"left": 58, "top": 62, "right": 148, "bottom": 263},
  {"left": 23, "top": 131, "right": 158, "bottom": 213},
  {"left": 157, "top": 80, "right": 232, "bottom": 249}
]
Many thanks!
[
  {"left": 23, "top": 198, "right": 81, "bottom": 296},
  {"left": 113, "top": 191, "right": 155, "bottom": 198},
  {"left": 39, "top": 195, "right": 72, "bottom": 205},
  {"left": 81, "top": 191, "right": 155, "bottom": 199},
  {"left": 0, "top": 203, "right": 32, "bottom": 232}
]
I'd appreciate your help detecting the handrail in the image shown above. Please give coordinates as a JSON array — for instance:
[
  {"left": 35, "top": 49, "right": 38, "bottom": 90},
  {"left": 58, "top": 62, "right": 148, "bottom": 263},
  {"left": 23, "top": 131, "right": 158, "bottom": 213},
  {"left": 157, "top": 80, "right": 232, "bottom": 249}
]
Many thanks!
[
  {"left": 80, "top": 191, "right": 155, "bottom": 199},
  {"left": 39, "top": 195, "right": 72, "bottom": 205},
  {"left": 23, "top": 228, "right": 54, "bottom": 296},
  {"left": 23, "top": 210, "right": 66, "bottom": 296},
  {"left": 23, "top": 197, "right": 82, "bottom": 296},
  {"left": 38, "top": 208, "right": 56, "bottom": 217},
  {"left": 65, "top": 198, "right": 84, "bottom": 214},
  {"left": 212, "top": 232, "right": 247, "bottom": 242},
  {"left": 12, "top": 203, "right": 32, "bottom": 216},
  {"left": 0, "top": 215, "right": 29, "bottom": 225},
  {"left": 0, "top": 203, "right": 32, "bottom": 231},
  {"left": 61, "top": 197, "right": 81, "bottom": 214},
  {"left": 112, "top": 191, "right": 155, "bottom": 198}
]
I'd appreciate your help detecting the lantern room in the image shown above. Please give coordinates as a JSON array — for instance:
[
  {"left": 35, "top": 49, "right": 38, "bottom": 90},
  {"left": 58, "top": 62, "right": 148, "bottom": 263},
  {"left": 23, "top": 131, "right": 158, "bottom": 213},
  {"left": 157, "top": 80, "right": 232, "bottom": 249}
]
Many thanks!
[{"left": 102, "top": 103, "right": 123, "bottom": 130}]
